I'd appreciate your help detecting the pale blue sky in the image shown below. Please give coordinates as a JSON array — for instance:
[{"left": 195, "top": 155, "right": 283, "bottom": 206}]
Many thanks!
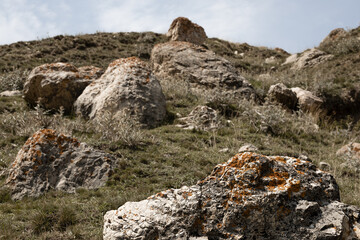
[{"left": 0, "top": 0, "right": 359, "bottom": 53}]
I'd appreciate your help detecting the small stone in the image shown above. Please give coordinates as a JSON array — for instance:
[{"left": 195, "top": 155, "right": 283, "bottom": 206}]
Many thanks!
[
  {"left": 0, "top": 90, "right": 22, "bottom": 97},
  {"left": 238, "top": 144, "right": 258, "bottom": 153},
  {"left": 219, "top": 148, "right": 229, "bottom": 153},
  {"left": 319, "top": 161, "right": 331, "bottom": 171}
]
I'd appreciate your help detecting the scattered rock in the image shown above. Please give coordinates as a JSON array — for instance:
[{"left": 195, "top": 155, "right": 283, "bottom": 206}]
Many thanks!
[
  {"left": 151, "top": 41, "right": 258, "bottom": 101},
  {"left": 23, "top": 63, "right": 100, "bottom": 113},
  {"left": 219, "top": 148, "right": 229, "bottom": 153},
  {"left": 285, "top": 48, "right": 334, "bottom": 70},
  {"left": 0, "top": 90, "right": 22, "bottom": 97},
  {"left": 6, "top": 129, "right": 116, "bottom": 200},
  {"left": 104, "top": 152, "right": 360, "bottom": 239},
  {"left": 265, "top": 56, "right": 277, "bottom": 64},
  {"left": 176, "top": 105, "right": 219, "bottom": 131},
  {"left": 319, "top": 161, "right": 331, "bottom": 171},
  {"left": 267, "top": 83, "right": 298, "bottom": 110},
  {"left": 291, "top": 87, "right": 324, "bottom": 115},
  {"left": 166, "top": 17, "right": 207, "bottom": 45},
  {"left": 238, "top": 144, "right": 258, "bottom": 153},
  {"left": 75, "top": 57, "right": 166, "bottom": 128}
]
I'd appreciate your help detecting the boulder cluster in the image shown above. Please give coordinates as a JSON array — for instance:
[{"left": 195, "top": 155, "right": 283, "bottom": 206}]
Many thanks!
[{"left": 3, "top": 17, "right": 360, "bottom": 240}]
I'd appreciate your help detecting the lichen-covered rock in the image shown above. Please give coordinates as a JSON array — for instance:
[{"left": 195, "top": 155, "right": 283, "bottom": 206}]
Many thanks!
[
  {"left": 23, "top": 63, "right": 102, "bottom": 113},
  {"left": 74, "top": 57, "right": 166, "bottom": 128},
  {"left": 291, "top": 87, "right": 324, "bottom": 114},
  {"left": 176, "top": 105, "right": 219, "bottom": 131},
  {"left": 166, "top": 17, "right": 207, "bottom": 45},
  {"left": 267, "top": 83, "right": 298, "bottom": 110},
  {"left": 6, "top": 129, "right": 116, "bottom": 200},
  {"left": 104, "top": 152, "right": 360, "bottom": 239},
  {"left": 284, "top": 48, "right": 334, "bottom": 70},
  {"left": 151, "top": 41, "right": 257, "bottom": 101}
]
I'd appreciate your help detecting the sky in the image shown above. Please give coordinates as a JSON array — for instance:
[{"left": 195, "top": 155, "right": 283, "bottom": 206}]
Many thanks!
[{"left": 0, "top": 0, "right": 359, "bottom": 53}]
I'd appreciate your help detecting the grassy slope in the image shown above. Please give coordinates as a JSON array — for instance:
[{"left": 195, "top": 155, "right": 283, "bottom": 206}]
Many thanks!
[{"left": 0, "top": 28, "right": 360, "bottom": 239}]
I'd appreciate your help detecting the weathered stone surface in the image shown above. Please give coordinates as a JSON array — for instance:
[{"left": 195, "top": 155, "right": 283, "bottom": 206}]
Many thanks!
[
  {"left": 104, "top": 152, "right": 360, "bottom": 239},
  {"left": 151, "top": 41, "right": 257, "bottom": 101},
  {"left": 78, "top": 66, "right": 104, "bottom": 79},
  {"left": 238, "top": 144, "right": 258, "bottom": 153},
  {"left": 267, "top": 83, "right": 298, "bottom": 110},
  {"left": 286, "top": 48, "right": 334, "bottom": 70},
  {"left": 176, "top": 105, "right": 219, "bottom": 131},
  {"left": 291, "top": 87, "right": 323, "bottom": 114},
  {"left": 23, "top": 63, "right": 101, "bottom": 113},
  {"left": 166, "top": 17, "right": 207, "bottom": 45},
  {"left": 6, "top": 129, "right": 116, "bottom": 200},
  {"left": 75, "top": 57, "right": 166, "bottom": 128},
  {"left": 320, "top": 28, "right": 347, "bottom": 46}
]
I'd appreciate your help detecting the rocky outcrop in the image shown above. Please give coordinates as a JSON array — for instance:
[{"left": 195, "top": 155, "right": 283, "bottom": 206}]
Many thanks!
[
  {"left": 320, "top": 28, "right": 347, "bottom": 46},
  {"left": 283, "top": 48, "right": 333, "bottom": 70},
  {"left": 103, "top": 152, "right": 360, "bottom": 239},
  {"left": 74, "top": 57, "right": 166, "bottom": 128},
  {"left": 166, "top": 17, "right": 207, "bottom": 45},
  {"left": 23, "top": 63, "right": 102, "bottom": 113},
  {"left": 291, "top": 87, "right": 324, "bottom": 115},
  {"left": 176, "top": 106, "right": 219, "bottom": 131},
  {"left": 151, "top": 41, "right": 257, "bottom": 101},
  {"left": 267, "top": 83, "right": 298, "bottom": 110},
  {"left": 6, "top": 129, "right": 116, "bottom": 200}
]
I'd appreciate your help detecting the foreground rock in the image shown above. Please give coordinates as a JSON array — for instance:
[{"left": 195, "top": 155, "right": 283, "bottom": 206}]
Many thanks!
[
  {"left": 267, "top": 83, "right": 298, "bottom": 110},
  {"left": 176, "top": 105, "right": 219, "bottom": 131},
  {"left": 23, "top": 63, "right": 102, "bottom": 113},
  {"left": 6, "top": 129, "right": 116, "bottom": 200},
  {"left": 104, "top": 152, "right": 360, "bottom": 239},
  {"left": 291, "top": 87, "right": 324, "bottom": 115},
  {"left": 166, "top": 17, "right": 207, "bottom": 45},
  {"left": 151, "top": 41, "right": 257, "bottom": 101},
  {"left": 75, "top": 57, "right": 166, "bottom": 128},
  {"left": 283, "top": 48, "right": 334, "bottom": 70}
]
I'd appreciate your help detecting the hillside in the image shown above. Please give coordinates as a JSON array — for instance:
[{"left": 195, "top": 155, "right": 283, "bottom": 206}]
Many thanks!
[{"left": 0, "top": 18, "right": 360, "bottom": 239}]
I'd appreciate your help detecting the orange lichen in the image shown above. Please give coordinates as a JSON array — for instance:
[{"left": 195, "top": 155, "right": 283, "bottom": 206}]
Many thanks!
[{"left": 182, "top": 192, "right": 193, "bottom": 199}]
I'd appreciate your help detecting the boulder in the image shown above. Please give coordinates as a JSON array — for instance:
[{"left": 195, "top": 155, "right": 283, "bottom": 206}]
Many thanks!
[
  {"left": 151, "top": 41, "right": 257, "bottom": 101},
  {"left": 6, "top": 129, "right": 116, "bottom": 200},
  {"left": 320, "top": 28, "right": 347, "bottom": 46},
  {"left": 74, "top": 57, "right": 166, "bottom": 128},
  {"left": 0, "top": 90, "right": 22, "bottom": 97},
  {"left": 23, "top": 63, "right": 101, "bottom": 113},
  {"left": 166, "top": 17, "right": 207, "bottom": 45},
  {"left": 238, "top": 144, "right": 258, "bottom": 153},
  {"left": 176, "top": 105, "right": 219, "bottom": 131},
  {"left": 267, "top": 83, "right": 298, "bottom": 110},
  {"left": 286, "top": 48, "right": 334, "bottom": 70},
  {"left": 291, "top": 87, "right": 323, "bottom": 114},
  {"left": 103, "top": 152, "right": 360, "bottom": 239}
]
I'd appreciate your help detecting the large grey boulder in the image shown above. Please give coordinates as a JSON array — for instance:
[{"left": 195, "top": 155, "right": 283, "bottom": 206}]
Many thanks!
[
  {"left": 166, "top": 17, "right": 207, "bottom": 45},
  {"left": 267, "top": 83, "right": 298, "bottom": 110},
  {"left": 6, "top": 129, "right": 116, "bottom": 200},
  {"left": 151, "top": 41, "right": 257, "bottom": 101},
  {"left": 283, "top": 48, "right": 334, "bottom": 70},
  {"left": 74, "top": 57, "right": 166, "bottom": 128},
  {"left": 103, "top": 152, "right": 360, "bottom": 239},
  {"left": 23, "top": 63, "right": 102, "bottom": 113},
  {"left": 291, "top": 87, "right": 324, "bottom": 115}
]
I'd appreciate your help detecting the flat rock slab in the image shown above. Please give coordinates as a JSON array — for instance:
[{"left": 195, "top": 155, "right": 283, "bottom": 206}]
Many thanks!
[
  {"left": 104, "top": 152, "right": 360, "bottom": 239},
  {"left": 6, "top": 129, "right": 116, "bottom": 200}
]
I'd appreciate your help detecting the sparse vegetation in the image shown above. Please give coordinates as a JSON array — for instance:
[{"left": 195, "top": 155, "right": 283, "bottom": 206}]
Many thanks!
[{"left": 1, "top": 26, "right": 360, "bottom": 239}]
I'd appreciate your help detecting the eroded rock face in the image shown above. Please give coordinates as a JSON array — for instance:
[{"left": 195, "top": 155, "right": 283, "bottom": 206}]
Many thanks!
[
  {"left": 74, "top": 57, "right": 166, "bottom": 128},
  {"left": 287, "top": 48, "right": 334, "bottom": 70},
  {"left": 23, "top": 63, "right": 101, "bottom": 113},
  {"left": 151, "top": 41, "right": 257, "bottom": 101},
  {"left": 103, "top": 152, "right": 360, "bottom": 239},
  {"left": 267, "top": 83, "right": 298, "bottom": 110},
  {"left": 176, "top": 105, "right": 219, "bottom": 131},
  {"left": 6, "top": 129, "right": 116, "bottom": 200},
  {"left": 166, "top": 17, "right": 207, "bottom": 45},
  {"left": 291, "top": 87, "right": 324, "bottom": 115}
]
